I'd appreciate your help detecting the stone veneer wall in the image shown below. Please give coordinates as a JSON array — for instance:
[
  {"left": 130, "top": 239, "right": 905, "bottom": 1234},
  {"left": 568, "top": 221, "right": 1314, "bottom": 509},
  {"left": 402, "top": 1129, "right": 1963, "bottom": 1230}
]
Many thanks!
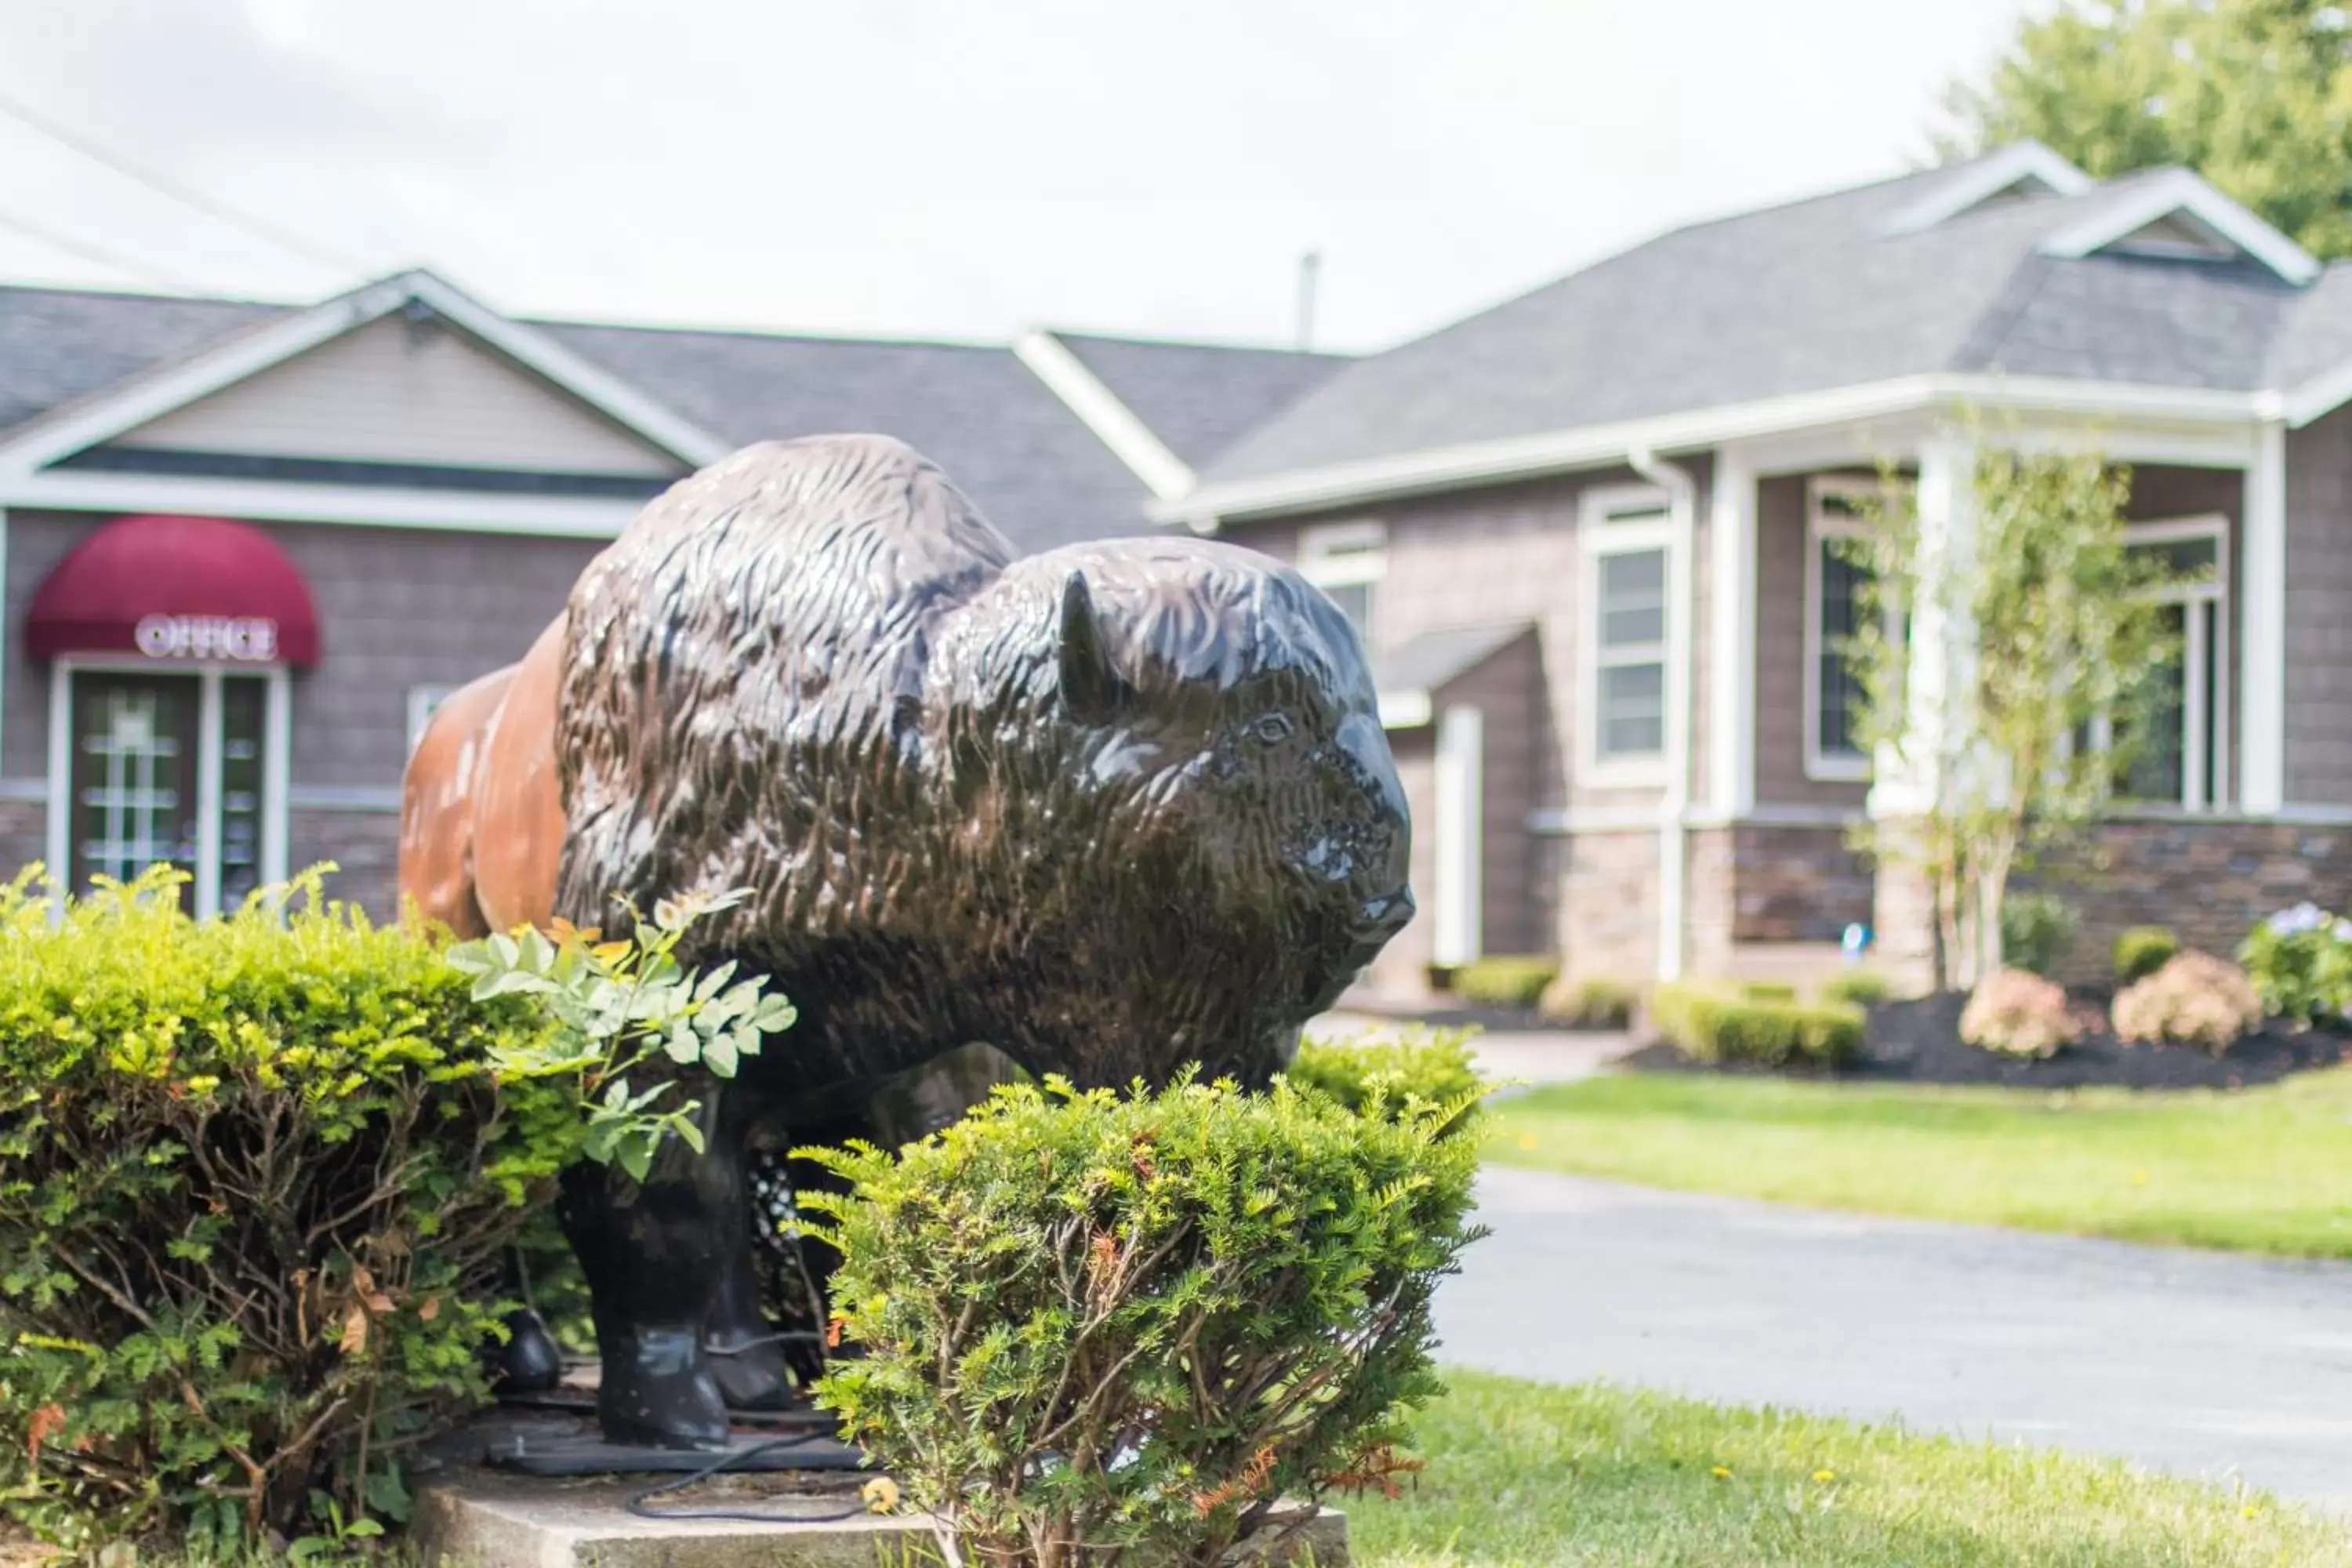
[
  {"left": 1731, "top": 825, "right": 1872, "bottom": 944},
  {"left": 1556, "top": 829, "right": 1660, "bottom": 981}
]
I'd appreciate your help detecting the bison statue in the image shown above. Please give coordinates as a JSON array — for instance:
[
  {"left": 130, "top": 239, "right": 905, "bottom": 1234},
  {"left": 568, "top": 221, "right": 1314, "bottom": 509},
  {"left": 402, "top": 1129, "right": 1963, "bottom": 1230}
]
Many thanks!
[{"left": 400, "top": 434, "right": 1414, "bottom": 1449}]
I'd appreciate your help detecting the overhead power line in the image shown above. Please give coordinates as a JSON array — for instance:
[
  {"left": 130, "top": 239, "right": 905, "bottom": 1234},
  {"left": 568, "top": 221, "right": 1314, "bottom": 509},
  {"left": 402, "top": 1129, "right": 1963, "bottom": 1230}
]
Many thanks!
[
  {"left": 0, "top": 84, "right": 365, "bottom": 275},
  {"left": 0, "top": 202, "right": 206, "bottom": 292}
]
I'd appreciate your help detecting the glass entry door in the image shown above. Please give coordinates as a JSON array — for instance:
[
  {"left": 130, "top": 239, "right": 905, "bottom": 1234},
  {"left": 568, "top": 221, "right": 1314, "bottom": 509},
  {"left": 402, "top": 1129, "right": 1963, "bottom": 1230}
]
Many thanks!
[
  {"left": 69, "top": 672, "right": 201, "bottom": 907},
  {"left": 64, "top": 669, "right": 278, "bottom": 914}
]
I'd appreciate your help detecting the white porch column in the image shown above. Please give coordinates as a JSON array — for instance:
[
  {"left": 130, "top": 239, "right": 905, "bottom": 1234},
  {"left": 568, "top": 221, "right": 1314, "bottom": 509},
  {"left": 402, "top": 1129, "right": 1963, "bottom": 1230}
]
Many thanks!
[
  {"left": 1432, "top": 703, "right": 1483, "bottom": 967},
  {"left": 1709, "top": 447, "right": 1756, "bottom": 818},
  {"left": 2240, "top": 418, "right": 2287, "bottom": 814},
  {"left": 1869, "top": 430, "right": 1978, "bottom": 820}
]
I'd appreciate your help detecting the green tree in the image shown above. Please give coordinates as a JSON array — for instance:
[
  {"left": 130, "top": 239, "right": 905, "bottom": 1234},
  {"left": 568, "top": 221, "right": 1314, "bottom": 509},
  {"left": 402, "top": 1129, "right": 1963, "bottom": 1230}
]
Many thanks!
[
  {"left": 1843, "top": 440, "right": 2183, "bottom": 989},
  {"left": 1945, "top": 0, "right": 2352, "bottom": 260}
]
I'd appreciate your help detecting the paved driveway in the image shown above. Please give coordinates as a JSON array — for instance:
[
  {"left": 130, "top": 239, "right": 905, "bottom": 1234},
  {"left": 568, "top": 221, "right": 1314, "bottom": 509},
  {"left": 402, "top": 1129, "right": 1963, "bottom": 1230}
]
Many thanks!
[{"left": 1439, "top": 1166, "right": 2352, "bottom": 1512}]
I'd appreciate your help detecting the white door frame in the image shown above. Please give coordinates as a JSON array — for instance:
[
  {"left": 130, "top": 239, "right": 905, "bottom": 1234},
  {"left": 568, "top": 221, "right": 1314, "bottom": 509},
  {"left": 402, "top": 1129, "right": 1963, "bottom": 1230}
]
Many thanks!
[{"left": 47, "top": 655, "right": 293, "bottom": 916}]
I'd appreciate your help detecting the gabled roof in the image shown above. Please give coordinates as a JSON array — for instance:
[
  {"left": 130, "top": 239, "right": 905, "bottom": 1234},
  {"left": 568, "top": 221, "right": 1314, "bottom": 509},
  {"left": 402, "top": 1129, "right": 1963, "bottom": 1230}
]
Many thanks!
[
  {"left": 1045, "top": 332, "right": 1347, "bottom": 468},
  {"left": 1183, "top": 148, "right": 2350, "bottom": 517},
  {"left": 0, "top": 274, "right": 1336, "bottom": 556}
]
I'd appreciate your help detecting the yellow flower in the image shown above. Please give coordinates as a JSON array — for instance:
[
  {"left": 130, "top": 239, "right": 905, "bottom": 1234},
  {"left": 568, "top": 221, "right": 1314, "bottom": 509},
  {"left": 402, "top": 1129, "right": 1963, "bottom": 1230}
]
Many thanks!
[
  {"left": 862, "top": 1476, "right": 902, "bottom": 1514},
  {"left": 2130, "top": 1169, "right": 2151, "bottom": 1186},
  {"left": 2241, "top": 1504, "right": 2260, "bottom": 1519},
  {"left": 1711, "top": 1465, "right": 1731, "bottom": 1479},
  {"left": 1516, "top": 1134, "right": 1538, "bottom": 1150},
  {"left": 1813, "top": 1469, "right": 1835, "bottom": 1483}
]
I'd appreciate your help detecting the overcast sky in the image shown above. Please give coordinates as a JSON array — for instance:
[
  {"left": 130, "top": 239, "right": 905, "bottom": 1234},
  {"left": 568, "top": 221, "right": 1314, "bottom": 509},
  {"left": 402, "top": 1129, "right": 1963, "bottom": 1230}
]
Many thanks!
[{"left": 0, "top": 0, "right": 2039, "bottom": 352}]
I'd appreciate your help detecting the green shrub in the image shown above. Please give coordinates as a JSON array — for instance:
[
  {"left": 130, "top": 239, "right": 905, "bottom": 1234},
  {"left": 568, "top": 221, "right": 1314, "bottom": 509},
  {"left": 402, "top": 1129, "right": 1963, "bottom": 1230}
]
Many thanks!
[
  {"left": 1650, "top": 982, "right": 1864, "bottom": 1069},
  {"left": 0, "top": 867, "right": 583, "bottom": 1549},
  {"left": 1819, "top": 970, "right": 1894, "bottom": 1009},
  {"left": 1959, "top": 967, "right": 2082, "bottom": 1058},
  {"left": 2112, "top": 950, "right": 2264, "bottom": 1054},
  {"left": 1537, "top": 974, "right": 1638, "bottom": 1029},
  {"left": 800, "top": 1076, "right": 1485, "bottom": 1568},
  {"left": 1739, "top": 982, "right": 1799, "bottom": 1003},
  {"left": 2237, "top": 903, "right": 2352, "bottom": 1027},
  {"left": 1450, "top": 956, "right": 1559, "bottom": 1010},
  {"left": 2113, "top": 926, "right": 2181, "bottom": 987},
  {"left": 1285, "top": 1029, "right": 1485, "bottom": 1132},
  {"left": 1999, "top": 893, "right": 2079, "bottom": 978}
]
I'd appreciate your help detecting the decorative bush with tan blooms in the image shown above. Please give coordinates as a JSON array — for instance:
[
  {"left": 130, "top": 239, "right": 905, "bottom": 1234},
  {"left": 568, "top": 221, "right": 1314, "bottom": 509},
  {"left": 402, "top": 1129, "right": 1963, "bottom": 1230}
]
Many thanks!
[
  {"left": 1537, "top": 974, "right": 1639, "bottom": 1030},
  {"left": 2111, "top": 951, "right": 2265, "bottom": 1055},
  {"left": 800, "top": 1073, "right": 1486, "bottom": 1568},
  {"left": 1959, "top": 968, "right": 2082, "bottom": 1058},
  {"left": 1448, "top": 956, "right": 1559, "bottom": 1011},
  {"left": 1650, "top": 983, "right": 1864, "bottom": 1069},
  {"left": 2113, "top": 926, "right": 2181, "bottom": 988},
  {"left": 0, "top": 867, "right": 584, "bottom": 1551}
]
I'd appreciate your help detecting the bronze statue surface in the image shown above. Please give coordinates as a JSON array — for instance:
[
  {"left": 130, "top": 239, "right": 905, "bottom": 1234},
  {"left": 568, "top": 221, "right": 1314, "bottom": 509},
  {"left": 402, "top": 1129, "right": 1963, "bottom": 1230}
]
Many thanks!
[{"left": 399, "top": 434, "right": 1414, "bottom": 1448}]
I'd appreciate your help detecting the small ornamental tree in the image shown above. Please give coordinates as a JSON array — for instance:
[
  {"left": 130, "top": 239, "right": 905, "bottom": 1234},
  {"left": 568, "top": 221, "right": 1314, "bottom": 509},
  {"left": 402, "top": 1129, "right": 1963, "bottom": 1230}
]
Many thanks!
[
  {"left": 1842, "top": 441, "right": 2183, "bottom": 989},
  {"left": 800, "top": 1072, "right": 1486, "bottom": 1568}
]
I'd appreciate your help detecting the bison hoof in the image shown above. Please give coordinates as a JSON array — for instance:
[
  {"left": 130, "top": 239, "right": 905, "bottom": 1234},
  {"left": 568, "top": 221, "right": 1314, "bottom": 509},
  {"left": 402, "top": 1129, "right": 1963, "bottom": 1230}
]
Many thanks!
[
  {"left": 706, "top": 1330, "right": 799, "bottom": 1410},
  {"left": 597, "top": 1324, "right": 731, "bottom": 1450}
]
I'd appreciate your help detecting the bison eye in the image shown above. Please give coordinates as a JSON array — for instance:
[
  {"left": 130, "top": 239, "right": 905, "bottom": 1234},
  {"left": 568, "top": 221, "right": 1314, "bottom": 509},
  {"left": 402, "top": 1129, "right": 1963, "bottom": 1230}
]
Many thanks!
[{"left": 1250, "top": 713, "right": 1295, "bottom": 746}]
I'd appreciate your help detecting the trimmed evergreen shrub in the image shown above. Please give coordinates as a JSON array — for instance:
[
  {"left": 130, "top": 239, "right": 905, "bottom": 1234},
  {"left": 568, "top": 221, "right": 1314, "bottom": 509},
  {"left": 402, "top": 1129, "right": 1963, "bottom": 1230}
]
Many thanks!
[
  {"left": 2238, "top": 903, "right": 2352, "bottom": 1027},
  {"left": 1819, "top": 971, "right": 1894, "bottom": 1009},
  {"left": 0, "top": 868, "right": 583, "bottom": 1549},
  {"left": 1999, "top": 893, "right": 2079, "bottom": 979},
  {"left": 1537, "top": 974, "right": 1638, "bottom": 1030},
  {"left": 2113, "top": 926, "right": 2181, "bottom": 987},
  {"left": 1739, "top": 982, "right": 1799, "bottom": 1003},
  {"left": 800, "top": 1076, "right": 1486, "bottom": 1568},
  {"left": 1284, "top": 1029, "right": 1485, "bottom": 1132},
  {"left": 1650, "top": 983, "right": 1864, "bottom": 1069},
  {"left": 1449, "top": 956, "right": 1559, "bottom": 1010}
]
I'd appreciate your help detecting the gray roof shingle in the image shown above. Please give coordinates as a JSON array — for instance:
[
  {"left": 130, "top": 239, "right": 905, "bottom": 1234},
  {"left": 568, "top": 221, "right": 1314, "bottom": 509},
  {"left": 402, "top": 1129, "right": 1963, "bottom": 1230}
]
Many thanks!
[
  {"left": 0, "top": 285, "right": 283, "bottom": 435},
  {"left": 1049, "top": 332, "right": 1348, "bottom": 467},
  {"left": 1371, "top": 622, "right": 1534, "bottom": 698},
  {"left": 1201, "top": 156, "right": 2340, "bottom": 485}
]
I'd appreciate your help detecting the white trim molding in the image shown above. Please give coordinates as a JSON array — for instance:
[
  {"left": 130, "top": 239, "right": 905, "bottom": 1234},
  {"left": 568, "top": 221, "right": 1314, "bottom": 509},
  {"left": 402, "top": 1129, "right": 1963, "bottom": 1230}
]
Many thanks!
[
  {"left": 2038, "top": 169, "right": 2321, "bottom": 285},
  {"left": 1709, "top": 448, "right": 1757, "bottom": 818},
  {"left": 2240, "top": 419, "right": 2288, "bottom": 812},
  {"left": 0, "top": 468, "right": 646, "bottom": 538},
  {"left": 1880, "top": 141, "right": 2091, "bottom": 235},
  {"left": 1577, "top": 485, "right": 1677, "bottom": 791},
  {"left": 1013, "top": 331, "right": 1196, "bottom": 503},
  {"left": 0, "top": 268, "right": 733, "bottom": 485},
  {"left": 1802, "top": 475, "right": 1895, "bottom": 784},
  {"left": 1296, "top": 518, "right": 1388, "bottom": 647},
  {"left": 1156, "top": 373, "right": 2267, "bottom": 528},
  {"left": 1432, "top": 704, "right": 1484, "bottom": 967}
]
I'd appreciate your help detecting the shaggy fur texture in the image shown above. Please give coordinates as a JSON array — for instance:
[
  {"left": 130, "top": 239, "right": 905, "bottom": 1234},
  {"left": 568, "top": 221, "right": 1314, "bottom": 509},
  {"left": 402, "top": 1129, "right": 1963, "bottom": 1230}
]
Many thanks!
[{"left": 554, "top": 434, "right": 1412, "bottom": 1093}]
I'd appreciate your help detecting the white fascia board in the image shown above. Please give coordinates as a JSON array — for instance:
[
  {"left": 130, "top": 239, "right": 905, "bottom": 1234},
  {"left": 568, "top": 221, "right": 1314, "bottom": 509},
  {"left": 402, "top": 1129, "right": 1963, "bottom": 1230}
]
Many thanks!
[
  {"left": 0, "top": 467, "right": 644, "bottom": 538},
  {"left": 1157, "top": 373, "right": 2267, "bottom": 527},
  {"left": 1013, "top": 330, "right": 1196, "bottom": 501},
  {"left": 0, "top": 268, "right": 732, "bottom": 483},
  {"left": 1881, "top": 141, "right": 2092, "bottom": 234},
  {"left": 2038, "top": 170, "right": 2321, "bottom": 285},
  {"left": 1376, "top": 688, "right": 1432, "bottom": 730}
]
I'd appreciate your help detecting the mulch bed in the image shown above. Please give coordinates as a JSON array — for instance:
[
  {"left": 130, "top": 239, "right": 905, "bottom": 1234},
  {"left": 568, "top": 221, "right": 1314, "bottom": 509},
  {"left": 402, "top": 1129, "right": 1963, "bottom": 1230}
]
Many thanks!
[{"left": 1625, "top": 991, "right": 2352, "bottom": 1089}]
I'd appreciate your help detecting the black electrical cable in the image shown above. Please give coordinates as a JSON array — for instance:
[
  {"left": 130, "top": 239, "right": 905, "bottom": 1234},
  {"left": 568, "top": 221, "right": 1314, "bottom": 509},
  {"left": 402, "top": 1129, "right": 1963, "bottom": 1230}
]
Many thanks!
[{"left": 622, "top": 1432, "right": 880, "bottom": 1525}]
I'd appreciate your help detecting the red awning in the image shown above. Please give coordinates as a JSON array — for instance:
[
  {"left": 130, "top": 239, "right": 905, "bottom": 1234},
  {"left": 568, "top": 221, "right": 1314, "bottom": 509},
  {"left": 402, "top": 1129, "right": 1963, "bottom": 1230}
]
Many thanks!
[{"left": 27, "top": 514, "right": 321, "bottom": 667}]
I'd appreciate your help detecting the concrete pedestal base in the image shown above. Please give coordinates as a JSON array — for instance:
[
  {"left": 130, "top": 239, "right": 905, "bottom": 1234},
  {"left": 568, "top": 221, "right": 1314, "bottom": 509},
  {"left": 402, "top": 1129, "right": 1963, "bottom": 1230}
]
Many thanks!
[{"left": 414, "top": 1475, "right": 1347, "bottom": 1568}]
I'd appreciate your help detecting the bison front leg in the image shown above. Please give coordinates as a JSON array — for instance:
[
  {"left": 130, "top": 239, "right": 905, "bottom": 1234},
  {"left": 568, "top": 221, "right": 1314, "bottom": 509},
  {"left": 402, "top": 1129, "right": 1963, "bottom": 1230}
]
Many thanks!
[{"left": 557, "top": 1090, "right": 754, "bottom": 1449}]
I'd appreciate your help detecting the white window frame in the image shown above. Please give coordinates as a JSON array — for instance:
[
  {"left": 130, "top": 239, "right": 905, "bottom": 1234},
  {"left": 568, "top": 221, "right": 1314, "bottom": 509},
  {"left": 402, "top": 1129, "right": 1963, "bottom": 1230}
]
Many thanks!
[
  {"left": 1803, "top": 476, "right": 1900, "bottom": 782},
  {"left": 2092, "top": 513, "right": 2231, "bottom": 813},
  {"left": 408, "top": 684, "right": 459, "bottom": 756},
  {"left": 1579, "top": 485, "right": 1676, "bottom": 788},
  {"left": 1298, "top": 519, "right": 1388, "bottom": 644},
  {"left": 45, "top": 656, "right": 292, "bottom": 919}
]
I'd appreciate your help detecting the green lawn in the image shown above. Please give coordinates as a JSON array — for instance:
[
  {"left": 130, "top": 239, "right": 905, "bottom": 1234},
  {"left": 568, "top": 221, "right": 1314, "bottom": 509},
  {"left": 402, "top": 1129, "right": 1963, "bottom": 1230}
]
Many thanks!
[
  {"left": 1484, "top": 1067, "right": 2352, "bottom": 1257},
  {"left": 1352, "top": 1373, "right": 2350, "bottom": 1567}
]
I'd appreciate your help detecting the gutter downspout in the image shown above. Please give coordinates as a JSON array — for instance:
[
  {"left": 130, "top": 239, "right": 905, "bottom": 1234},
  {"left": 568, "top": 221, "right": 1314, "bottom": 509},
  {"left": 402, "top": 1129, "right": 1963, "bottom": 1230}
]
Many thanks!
[{"left": 1628, "top": 446, "right": 1696, "bottom": 982}]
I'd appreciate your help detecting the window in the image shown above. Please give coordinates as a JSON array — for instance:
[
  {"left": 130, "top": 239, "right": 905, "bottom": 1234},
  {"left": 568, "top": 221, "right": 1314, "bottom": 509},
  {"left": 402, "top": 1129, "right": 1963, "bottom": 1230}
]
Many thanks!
[
  {"left": 1298, "top": 521, "right": 1386, "bottom": 644},
  {"left": 1805, "top": 479, "right": 1896, "bottom": 781},
  {"left": 2111, "top": 518, "right": 2229, "bottom": 811},
  {"left": 1581, "top": 488, "right": 1675, "bottom": 779},
  {"left": 408, "top": 684, "right": 459, "bottom": 755}
]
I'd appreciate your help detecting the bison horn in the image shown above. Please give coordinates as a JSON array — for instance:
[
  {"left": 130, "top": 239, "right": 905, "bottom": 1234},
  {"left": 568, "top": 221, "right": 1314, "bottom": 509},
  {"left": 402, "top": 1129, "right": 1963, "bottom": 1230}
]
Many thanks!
[{"left": 1058, "top": 571, "right": 1123, "bottom": 720}]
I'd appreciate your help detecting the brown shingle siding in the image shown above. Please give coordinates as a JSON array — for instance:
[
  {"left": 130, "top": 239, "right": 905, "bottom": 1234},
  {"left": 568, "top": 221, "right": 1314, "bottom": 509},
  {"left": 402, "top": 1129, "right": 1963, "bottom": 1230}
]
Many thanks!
[{"left": 2284, "top": 408, "right": 2352, "bottom": 804}]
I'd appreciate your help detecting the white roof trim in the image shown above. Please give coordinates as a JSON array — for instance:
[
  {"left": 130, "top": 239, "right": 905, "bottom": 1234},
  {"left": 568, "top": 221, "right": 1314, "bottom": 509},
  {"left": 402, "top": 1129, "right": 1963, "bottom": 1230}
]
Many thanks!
[
  {"left": 1013, "top": 330, "right": 1196, "bottom": 501},
  {"left": 1155, "top": 372, "right": 2266, "bottom": 527},
  {"left": 0, "top": 466, "right": 645, "bottom": 538},
  {"left": 2038, "top": 169, "right": 2321, "bottom": 285},
  {"left": 0, "top": 267, "right": 735, "bottom": 482},
  {"left": 1881, "top": 141, "right": 2092, "bottom": 234}
]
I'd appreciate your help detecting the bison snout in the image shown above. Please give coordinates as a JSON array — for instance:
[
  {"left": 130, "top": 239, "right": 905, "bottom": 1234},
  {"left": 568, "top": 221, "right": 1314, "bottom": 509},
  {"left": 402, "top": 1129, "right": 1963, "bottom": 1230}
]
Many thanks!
[{"left": 1344, "top": 887, "right": 1416, "bottom": 968}]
